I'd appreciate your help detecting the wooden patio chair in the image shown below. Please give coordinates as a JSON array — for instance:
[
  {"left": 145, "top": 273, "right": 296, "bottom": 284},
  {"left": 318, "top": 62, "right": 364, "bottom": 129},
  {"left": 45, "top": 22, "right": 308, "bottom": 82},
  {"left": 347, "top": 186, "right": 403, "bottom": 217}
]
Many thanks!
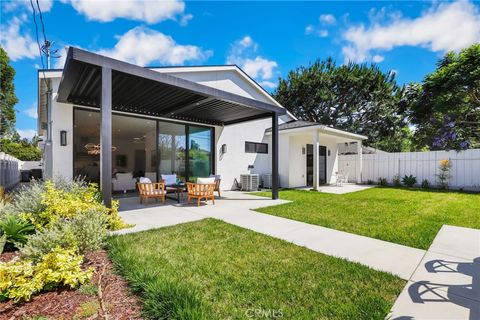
[
  {"left": 209, "top": 174, "right": 221, "bottom": 197},
  {"left": 137, "top": 182, "right": 166, "bottom": 205},
  {"left": 186, "top": 182, "right": 215, "bottom": 206}
]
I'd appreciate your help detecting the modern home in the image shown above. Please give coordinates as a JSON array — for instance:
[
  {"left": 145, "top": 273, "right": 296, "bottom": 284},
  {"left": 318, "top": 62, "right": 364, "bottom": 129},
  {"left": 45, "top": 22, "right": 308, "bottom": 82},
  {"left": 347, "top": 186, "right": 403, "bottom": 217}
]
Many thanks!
[{"left": 37, "top": 47, "right": 364, "bottom": 206}]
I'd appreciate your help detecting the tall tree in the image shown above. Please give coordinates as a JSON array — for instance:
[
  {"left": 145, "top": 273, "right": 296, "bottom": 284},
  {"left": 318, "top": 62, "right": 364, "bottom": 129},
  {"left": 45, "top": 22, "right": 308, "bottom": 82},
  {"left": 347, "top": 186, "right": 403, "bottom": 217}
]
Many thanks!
[
  {"left": 274, "top": 58, "right": 409, "bottom": 152},
  {"left": 0, "top": 46, "right": 18, "bottom": 138},
  {"left": 409, "top": 44, "right": 480, "bottom": 150}
]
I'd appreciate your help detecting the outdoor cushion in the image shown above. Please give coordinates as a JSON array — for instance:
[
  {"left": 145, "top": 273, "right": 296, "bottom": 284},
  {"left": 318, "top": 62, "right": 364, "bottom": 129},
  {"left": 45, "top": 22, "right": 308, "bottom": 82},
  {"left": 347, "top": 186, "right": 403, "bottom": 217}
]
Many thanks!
[
  {"left": 144, "top": 189, "right": 166, "bottom": 195},
  {"left": 161, "top": 174, "right": 177, "bottom": 186},
  {"left": 139, "top": 177, "right": 151, "bottom": 183},
  {"left": 197, "top": 177, "right": 215, "bottom": 184},
  {"left": 209, "top": 174, "right": 221, "bottom": 181}
]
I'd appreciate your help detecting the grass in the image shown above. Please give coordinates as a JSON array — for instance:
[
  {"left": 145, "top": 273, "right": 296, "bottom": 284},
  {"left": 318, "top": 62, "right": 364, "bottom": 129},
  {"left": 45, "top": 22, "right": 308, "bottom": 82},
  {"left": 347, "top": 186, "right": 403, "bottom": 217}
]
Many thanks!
[
  {"left": 107, "top": 219, "right": 404, "bottom": 320},
  {"left": 254, "top": 187, "right": 480, "bottom": 249}
]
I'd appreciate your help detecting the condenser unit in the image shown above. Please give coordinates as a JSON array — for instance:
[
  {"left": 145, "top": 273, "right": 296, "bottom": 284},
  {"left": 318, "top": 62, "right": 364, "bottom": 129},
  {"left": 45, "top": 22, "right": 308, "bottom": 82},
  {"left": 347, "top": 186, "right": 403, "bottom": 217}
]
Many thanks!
[{"left": 240, "top": 174, "right": 259, "bottom": 191}]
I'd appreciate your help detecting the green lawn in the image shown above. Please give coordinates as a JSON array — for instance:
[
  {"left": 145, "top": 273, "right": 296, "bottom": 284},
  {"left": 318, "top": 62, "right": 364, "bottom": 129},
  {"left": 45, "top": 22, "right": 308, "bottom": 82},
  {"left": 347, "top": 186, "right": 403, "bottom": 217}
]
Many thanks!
[
  {"left": 254, "top": 187, "right": 480, "bottom": 249},
  {"left": 108, "top": 219, "right": 404, "bottom": 320}
]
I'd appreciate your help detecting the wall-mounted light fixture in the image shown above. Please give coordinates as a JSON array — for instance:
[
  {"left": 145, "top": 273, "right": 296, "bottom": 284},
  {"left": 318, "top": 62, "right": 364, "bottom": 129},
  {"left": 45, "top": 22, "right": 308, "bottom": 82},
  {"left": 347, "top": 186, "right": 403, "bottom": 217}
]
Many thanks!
[
  {"left": 328, "top": 149, "right": 331, "bottom": 156},
  {"left": 60, "top": 130, "right": 67, "bottom": 146},
  {"left": 221, "top": 144, "right": 227, "bottom": 154},
  {"left": 302, "top": 147, "right": 306, "bottom": 155}
]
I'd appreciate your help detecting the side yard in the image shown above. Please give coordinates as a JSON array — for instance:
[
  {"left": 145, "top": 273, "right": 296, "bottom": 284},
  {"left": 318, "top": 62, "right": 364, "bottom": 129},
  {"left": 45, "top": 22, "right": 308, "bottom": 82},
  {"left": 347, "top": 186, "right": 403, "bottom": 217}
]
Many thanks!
[
  {"left": 254, "top": 187, "right": 480, "bottom": 249},
  {"left": 108, "top": 219, "right": 405, "bottom": 320}
]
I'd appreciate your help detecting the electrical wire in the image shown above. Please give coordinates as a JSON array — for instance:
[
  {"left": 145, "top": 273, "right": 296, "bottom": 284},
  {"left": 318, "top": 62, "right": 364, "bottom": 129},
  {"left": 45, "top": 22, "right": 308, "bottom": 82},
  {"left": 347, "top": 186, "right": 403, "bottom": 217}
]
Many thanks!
[{"left": 29, "top": 0, "right": 47, "bottom": 83}]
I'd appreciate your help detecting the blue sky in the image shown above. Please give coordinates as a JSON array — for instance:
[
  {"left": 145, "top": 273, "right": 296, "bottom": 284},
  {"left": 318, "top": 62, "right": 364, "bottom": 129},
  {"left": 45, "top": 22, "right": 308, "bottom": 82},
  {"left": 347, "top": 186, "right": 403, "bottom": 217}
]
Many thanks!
[{"left": 1, "top": 0, "right": 479, "bottom": 140}]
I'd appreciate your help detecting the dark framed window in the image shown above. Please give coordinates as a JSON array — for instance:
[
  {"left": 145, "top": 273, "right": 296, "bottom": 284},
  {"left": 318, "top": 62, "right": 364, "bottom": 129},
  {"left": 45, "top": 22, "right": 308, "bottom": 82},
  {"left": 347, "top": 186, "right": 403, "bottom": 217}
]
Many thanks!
[{"left": 245, "top": 141, "right": 268, "bottom": 154}]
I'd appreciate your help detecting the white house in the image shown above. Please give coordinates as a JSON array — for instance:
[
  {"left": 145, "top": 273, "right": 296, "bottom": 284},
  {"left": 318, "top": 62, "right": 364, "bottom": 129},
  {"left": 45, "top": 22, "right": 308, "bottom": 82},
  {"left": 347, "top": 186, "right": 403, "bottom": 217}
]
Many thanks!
[{"left": 37, "top": 47, "right": 364, "bottom": 205}]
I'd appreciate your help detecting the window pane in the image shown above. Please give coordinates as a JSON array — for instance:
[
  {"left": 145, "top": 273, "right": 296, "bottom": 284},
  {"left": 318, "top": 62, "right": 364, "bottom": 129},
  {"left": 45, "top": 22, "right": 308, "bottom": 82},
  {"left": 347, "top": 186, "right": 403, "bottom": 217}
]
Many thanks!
[
  {"left": 73, "top": 109, "right": 100, "bottom": 183},
  {"left": 158, "top": 121, "right": 186, "bottom": 181},
  {"left": 112, "top": 114, "right": 156, "bottom": 180},
  {"left": 256, "top": 143, "right": 268, "bottom": 153},
  {"left": 188, "top": 125, "right": 212, "bottom": 182},
  {"left": 245, "top": 142, "right": 255, "bottom": 153}
]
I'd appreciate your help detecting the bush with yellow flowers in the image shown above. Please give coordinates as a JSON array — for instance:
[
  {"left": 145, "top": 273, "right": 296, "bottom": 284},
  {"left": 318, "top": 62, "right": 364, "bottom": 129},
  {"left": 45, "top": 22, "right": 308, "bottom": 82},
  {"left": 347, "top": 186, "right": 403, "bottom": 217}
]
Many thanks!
[
  {"left": 0, "top": 179, "right": 131, "bottom": 303},
  {"left": 0, "top": 247, "right": 93, "bottom": 302}
]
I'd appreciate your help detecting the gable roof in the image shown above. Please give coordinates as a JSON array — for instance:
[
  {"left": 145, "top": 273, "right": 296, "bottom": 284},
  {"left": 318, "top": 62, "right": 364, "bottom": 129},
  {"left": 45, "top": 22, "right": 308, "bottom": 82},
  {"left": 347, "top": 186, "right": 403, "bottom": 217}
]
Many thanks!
[{"left": 265, "top": 120, "right": 368, "bottom": 140}]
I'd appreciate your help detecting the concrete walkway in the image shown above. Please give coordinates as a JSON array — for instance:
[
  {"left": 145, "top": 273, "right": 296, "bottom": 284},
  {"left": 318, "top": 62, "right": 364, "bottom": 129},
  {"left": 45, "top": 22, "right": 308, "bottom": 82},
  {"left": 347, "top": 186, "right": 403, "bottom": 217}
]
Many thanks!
[
  {"left": 389, "top": 225, "right": 480, "bottom": 320},
  {"left": 115, "top": 191, "right": 425, "bottom": 279}
]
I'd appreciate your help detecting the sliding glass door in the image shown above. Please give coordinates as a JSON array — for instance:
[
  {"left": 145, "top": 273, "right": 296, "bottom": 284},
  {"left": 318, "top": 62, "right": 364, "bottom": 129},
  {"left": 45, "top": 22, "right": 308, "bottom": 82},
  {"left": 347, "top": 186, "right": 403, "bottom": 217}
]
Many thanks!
[
  {"left": 73, "top": 108, "right": 214, "bottom": 185},
  {"left": 188, "top": 125, "right": 212, "bottom": 182},
  {"left": 158, "top": 122, "right": 187, "bottom": 181},
  {"left": 157, "top": 121, "right": 213, "bottom": 182}
]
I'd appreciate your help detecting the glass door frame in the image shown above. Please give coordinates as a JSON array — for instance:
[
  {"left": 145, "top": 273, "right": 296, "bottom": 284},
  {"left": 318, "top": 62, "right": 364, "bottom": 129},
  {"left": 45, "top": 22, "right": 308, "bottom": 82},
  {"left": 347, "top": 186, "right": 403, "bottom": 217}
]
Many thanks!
[{"left": 72, "top": 106, "right": 216, "bottom": 184}]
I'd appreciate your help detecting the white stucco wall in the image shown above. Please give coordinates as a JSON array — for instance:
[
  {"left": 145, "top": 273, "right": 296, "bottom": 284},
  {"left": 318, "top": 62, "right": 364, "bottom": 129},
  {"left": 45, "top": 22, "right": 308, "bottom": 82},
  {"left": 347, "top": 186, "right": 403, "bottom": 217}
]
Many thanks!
[{"left": 50, "top": 78, "right": 74, "bottom": 180}]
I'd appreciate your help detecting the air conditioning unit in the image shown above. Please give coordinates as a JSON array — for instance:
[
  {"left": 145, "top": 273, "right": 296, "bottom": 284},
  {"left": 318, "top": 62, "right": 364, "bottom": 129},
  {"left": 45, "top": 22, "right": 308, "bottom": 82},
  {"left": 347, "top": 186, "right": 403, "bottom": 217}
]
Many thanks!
[
  {"left": 240, "top": 174, "right": 259, "bottom": 191},
  {"left": 262, "top": 174, "right": 272, "bottom": 189}
]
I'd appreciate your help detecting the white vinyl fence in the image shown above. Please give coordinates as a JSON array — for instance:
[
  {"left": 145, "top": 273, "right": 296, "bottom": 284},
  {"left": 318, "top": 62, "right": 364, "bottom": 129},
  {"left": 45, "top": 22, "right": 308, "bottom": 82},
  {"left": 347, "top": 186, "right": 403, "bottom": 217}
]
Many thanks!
[
  {"left": 0, "top": 152, "right": 21, "bottom": 190},
  {"left": 339, "top": 149, "right": 480, "bottom": 191}
]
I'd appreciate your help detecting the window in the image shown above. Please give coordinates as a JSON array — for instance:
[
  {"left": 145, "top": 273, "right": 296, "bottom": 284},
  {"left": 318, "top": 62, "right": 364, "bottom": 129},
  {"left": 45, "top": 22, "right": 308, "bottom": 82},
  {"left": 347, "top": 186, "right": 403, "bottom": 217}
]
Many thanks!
[{"left": 245, "top": 141, "right": 268, "bottom": 154}]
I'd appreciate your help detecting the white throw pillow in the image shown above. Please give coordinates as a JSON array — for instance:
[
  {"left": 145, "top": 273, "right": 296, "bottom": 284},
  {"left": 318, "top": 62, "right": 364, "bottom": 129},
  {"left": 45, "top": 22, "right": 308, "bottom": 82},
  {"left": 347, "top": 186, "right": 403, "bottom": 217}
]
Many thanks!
[
  {"left": 197, "top": 177, "right": 215, "bottom": 184},
  {"left": 139, "top": 177, "right": 151, "bottom": 183},
  {"left": 161, "top": 174, "right": 177, "bottom": 185}
]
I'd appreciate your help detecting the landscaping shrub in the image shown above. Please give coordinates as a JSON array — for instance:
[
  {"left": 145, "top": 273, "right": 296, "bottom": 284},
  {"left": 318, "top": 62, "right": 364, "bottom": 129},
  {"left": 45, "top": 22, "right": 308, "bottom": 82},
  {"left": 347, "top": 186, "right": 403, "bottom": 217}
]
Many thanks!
[
  {"left": 421, "top": 179, "right": 430, "bottom": 189},
  {"left": 21, "top": 209, "right": 108, "bottom": 262},
  {"left": 0, "top": 179, "right": 128, "bottom": 303},
  {"left": 392, "top": 175, "right": 401, "bottom": 187},
  {"left": 367, "top": 180, "right": 375, "bottom": 185},
  {"left": 437, "top": 159, "right": 452, "bottom": 189},
  {"left": 0, "top": 215, "right": 35, "bottom": 252},
  {"left": 402, "top": 175, "right": 417, "bottom": 187},
  {"left": 0, "top": 247, "right": 93, "bottom": 302},
  {"left": 8, "top": 181, "right": 46, "bottom": 219},
  {"left": 378, "top": 177, "right": 388, "bottom": 186},
  {"left": 16, "top": 180, "right": 127, "bottom": 231}
]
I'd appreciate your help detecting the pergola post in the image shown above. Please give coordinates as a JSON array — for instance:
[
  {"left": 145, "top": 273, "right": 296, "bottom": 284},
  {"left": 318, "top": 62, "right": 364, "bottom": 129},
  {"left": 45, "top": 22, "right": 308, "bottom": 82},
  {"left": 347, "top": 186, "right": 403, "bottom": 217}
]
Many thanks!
[
  {"left": 271, "top": 112, "right": 279, "bottom": 200},
  {"left": 100, "top": 67, "right": 112, "bottom": 208},
  {"left": 356, "top": 140, "right": 363, "bottom": 184},
  {"left": 312, "top": 130, "right": 320, "bottom": 190}
]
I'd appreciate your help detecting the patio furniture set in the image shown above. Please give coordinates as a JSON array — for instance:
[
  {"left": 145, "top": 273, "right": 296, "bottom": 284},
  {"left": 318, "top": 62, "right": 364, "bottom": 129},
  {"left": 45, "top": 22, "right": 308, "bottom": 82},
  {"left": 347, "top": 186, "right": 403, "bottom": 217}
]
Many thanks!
[{"left": 137, "top": 174, "right": 221, "bottom": 206}]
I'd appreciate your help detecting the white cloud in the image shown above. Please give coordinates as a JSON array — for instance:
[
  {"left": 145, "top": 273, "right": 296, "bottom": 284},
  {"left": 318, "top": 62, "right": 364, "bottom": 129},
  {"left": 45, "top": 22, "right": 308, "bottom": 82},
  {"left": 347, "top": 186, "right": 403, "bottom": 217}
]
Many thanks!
[
  {"left": 17, "top": 129, "right": 37, "bottom": 140},
  {"left": 342, "top": 0, "right": 480, "bottom": 63},
  {"left": 241, "top": 57, "right": 278, "bottom": 80},
  {"left": 305, "top": 25, "right": 314, "bottom": 35},
  {"left": 259, "top": 81, "right": 277, "bottom": 89},
  {"left": 317, "top": 30, "right": 328, "bottom": 38},
  {"left": 372, "top": 54, "right": 384, "bottom": 63},
  {"left": 22, "top": 103, "right": 38, "bottom": 119},
  {"left": 0, "top": 15, "right": 39, "bottom": 61},
  {"left": 2, "top": 0, "right": 53, "bottom": 13},
  {"left": 319, "top": 14, "right": 336, "bottom": 25},
  {"left": 179, "top": 13, "right": 193, "bottom": 26},
  {"left": 61, "top": 0, "right": 185, "bottom": 24},
  {"left": 23, "top": 105, "right": 38, "bottom": 119},
  {"left": 94, "top": 27, "right": 211, "bottom": 66},
  {"left": 227, "top": 36, "right": 278, "bottom": 88}
]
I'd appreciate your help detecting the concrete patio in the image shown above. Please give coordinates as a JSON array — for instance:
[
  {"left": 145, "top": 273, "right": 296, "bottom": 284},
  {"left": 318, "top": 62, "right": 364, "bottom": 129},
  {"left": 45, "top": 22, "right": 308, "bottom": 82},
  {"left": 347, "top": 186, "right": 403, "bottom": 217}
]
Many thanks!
[{"left": 295, "top": 183, "right": 376, "bottom": 194}]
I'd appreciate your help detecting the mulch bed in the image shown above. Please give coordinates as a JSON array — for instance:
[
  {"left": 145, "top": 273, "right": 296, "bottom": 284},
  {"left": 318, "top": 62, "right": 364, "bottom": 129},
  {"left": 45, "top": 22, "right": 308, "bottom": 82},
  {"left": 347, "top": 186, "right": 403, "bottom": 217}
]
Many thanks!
[{"left": 0, "top": 249, "right": 143, "bottom": 319}]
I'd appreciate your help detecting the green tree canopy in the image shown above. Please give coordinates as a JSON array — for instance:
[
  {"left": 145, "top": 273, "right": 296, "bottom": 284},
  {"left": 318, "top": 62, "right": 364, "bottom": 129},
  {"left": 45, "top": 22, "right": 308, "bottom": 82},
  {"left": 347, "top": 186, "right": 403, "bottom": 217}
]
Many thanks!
[
  {"left": 0, "top": 46, "right": 18, "bottom": 137},
  {"left": 409, "top": 43, "right": 480, "bottom": 150},
  {"left": 274, "top": 58, "right": 410, "bottom": 152}
]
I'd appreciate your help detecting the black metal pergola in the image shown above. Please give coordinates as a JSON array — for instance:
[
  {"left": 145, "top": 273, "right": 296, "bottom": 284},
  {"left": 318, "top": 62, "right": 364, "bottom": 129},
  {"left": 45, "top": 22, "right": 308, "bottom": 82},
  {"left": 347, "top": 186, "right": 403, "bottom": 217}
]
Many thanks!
[{"left": 57, "top": 47, "right": 284, "bottom": 206}]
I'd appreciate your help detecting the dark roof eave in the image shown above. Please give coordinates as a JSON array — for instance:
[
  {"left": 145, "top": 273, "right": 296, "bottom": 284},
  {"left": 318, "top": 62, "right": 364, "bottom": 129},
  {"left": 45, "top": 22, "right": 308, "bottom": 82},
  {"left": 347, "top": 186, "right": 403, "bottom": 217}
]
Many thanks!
[{"left": 57, "top": 47, "right": 286, "bottom": 117}]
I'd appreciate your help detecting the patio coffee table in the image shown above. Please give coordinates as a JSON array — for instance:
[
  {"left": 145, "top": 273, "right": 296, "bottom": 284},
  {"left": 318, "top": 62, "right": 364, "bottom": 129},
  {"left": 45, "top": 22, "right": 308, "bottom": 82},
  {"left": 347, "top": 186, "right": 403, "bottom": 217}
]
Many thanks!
[{"left": 165, "top": 183, "right": 186, "bottom": 203}]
